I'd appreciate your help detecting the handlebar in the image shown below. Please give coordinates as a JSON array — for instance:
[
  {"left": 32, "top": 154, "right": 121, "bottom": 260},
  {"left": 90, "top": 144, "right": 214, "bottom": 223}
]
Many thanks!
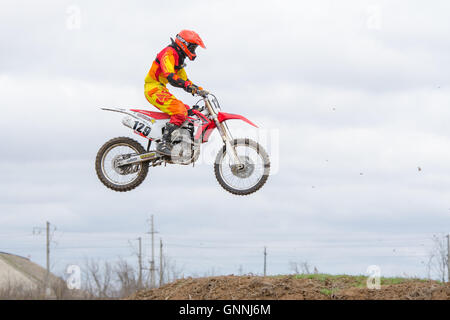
[
  {"left": 196, "top": 89, "right": 209, "bottom": 98},
  {"left": 189, "top": 90, "right": 221, "bottom": 117}
]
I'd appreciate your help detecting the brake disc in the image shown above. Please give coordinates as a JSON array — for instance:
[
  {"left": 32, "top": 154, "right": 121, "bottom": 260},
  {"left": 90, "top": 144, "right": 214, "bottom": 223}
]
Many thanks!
[
  {"left": 112, "top": 154, "right": 139, "bottom": 175},
  {"left": 230, "top": 156, "right": 255, "bottom": 178}
]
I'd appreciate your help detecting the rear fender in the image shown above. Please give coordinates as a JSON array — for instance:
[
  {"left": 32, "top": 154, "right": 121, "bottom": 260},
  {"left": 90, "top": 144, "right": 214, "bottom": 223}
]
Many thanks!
[
  {"left": 101, "top": 107, "right": 167, "bottom": 140},
  {"left": 101, "top": 107, "right": 139, "bottom": 118}
]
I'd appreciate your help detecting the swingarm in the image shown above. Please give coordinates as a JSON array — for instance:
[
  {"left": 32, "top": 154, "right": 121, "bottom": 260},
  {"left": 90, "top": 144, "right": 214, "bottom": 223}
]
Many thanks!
[{"left": 116, "top": 151, "right": 159, "bottom": 167}]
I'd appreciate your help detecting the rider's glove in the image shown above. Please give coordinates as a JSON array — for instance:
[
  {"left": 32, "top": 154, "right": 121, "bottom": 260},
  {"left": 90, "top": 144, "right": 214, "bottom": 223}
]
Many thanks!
[
  {"left": 184, "top": 81, "right": 203, "bottom": 96},
  {"left": 186, "top": 84, "right": 200, "bottom": 96},
  {"left": 183, "top": 81, "right": 193, "bottom": 93}
]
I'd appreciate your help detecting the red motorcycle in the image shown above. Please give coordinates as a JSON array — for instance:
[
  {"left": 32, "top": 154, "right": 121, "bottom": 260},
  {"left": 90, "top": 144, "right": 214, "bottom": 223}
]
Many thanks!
[{"left": 95, "top": 90, "right": 270, "bottom": 195}]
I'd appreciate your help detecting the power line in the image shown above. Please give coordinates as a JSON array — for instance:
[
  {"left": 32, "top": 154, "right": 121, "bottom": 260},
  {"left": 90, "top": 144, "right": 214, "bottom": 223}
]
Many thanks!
[{"left": 53, "top": 246, "right": 131, "bottom": 250}]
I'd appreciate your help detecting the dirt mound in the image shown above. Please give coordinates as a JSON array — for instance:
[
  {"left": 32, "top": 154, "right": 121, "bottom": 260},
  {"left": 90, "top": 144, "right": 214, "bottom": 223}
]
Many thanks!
[{"left": 129, "top": 275, "right": 449, "bottom": 300}]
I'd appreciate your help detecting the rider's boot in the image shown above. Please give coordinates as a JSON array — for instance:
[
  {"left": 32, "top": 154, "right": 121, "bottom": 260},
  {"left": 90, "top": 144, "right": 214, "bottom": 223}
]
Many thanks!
[{"left": 156, "top": 122, "right": 179, "bottom": 156}]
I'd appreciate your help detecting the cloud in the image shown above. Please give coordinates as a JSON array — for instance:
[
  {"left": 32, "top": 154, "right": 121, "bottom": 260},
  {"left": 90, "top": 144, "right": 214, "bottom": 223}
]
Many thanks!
[{"left": 0, "top": 0, "right": 449, "bottom": 279}]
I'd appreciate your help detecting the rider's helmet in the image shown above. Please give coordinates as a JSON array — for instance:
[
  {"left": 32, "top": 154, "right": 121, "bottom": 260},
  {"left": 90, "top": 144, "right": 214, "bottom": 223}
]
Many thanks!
[{"left": 175, "top": 30, "right": 206, "bottom": 61}]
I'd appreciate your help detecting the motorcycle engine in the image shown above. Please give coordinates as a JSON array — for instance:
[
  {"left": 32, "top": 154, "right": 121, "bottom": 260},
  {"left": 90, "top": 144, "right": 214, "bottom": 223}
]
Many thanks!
[{"left": 170, "top": 128, "right": 198, "bottom": 165}]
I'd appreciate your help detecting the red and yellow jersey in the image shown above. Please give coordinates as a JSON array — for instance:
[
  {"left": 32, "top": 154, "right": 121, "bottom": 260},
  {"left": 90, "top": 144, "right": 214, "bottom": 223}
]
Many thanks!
[{"left": 145, "top": 46, "right": 191, "bottom": 88}]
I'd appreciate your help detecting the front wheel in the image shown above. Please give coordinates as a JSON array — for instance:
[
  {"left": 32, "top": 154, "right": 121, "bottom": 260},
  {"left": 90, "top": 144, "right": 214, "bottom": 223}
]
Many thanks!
[
  {"left": 95, "top": 137, "right": 149, "bottom": 192},
  {"left": 214, "top": 138, "right": 270, "bottom": 196}
]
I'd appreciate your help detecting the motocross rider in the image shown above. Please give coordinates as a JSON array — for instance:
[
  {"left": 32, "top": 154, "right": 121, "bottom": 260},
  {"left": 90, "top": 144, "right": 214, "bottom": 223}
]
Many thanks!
[{"left": 144, "top": 30, "right": 206, "bottom": 155}]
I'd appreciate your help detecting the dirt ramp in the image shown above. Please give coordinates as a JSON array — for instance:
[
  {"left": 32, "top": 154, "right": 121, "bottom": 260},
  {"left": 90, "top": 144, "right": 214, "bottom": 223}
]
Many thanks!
[
  {"left": 338, "top": 281, "right": 449, "bottom": 300},
  {"left": 129, "top": 275, "right": 450, "bottom": 300}
]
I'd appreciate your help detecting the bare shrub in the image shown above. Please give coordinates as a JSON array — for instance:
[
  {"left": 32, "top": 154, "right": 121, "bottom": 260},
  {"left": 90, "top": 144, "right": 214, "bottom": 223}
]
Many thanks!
[
  {"left": 114, "top": 258, "right": 139, "bottom": 297},
  {"left": 289, "top": 261, "right": 318, "bottom": 275},
  {"left": 83, "top": 259, "right": 114, "bottom": 298},
  {"left": 426, "top": 234, "right": 448, "bottom": 282},
  {"left": 163, "top": 255, "right": 184, "bottom": 284}
]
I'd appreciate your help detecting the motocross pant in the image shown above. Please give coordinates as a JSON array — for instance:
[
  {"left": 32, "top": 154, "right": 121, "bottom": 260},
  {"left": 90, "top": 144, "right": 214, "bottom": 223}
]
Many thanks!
[{"left": 144, "top": 82, "right": 189, "bottom": 126}]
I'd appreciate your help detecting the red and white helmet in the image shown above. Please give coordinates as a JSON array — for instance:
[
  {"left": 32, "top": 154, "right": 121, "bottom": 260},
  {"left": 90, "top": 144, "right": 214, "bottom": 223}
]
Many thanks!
[{"left": 175, "top": 30, "right": 206, "bottom": 61}]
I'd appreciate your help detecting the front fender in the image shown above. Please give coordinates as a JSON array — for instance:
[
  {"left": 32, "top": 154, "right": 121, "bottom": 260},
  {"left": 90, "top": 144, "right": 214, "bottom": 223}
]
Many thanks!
[{"left": 217, "top": 112, "right": 258, "bottom": 128}]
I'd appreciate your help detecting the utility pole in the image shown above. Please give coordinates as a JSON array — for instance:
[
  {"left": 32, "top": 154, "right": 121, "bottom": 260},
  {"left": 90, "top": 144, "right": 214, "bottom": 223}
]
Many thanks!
[
  {"left": 46, "top": 221, "right": 50, "bottom": 275},
  {"left": 263, "top": 246, "right": 267, "bottom": 276},
  {"left": 45, "top": 221, "right": 51, "bottom": 297},
  {"left": 32, "top": 221, "right": 55, "bottom": 296},
  {"left": 159, "top": 238, "right": 163, "bottom": 287},
  {"left": 447, "top": 234, "right": 450, "bottom": 283},
  {"left": 147, "top": 215, "right": 158, "bottom": 288},
  {"left": 137, "top": 237, "right": 143, "bottom": 288}
]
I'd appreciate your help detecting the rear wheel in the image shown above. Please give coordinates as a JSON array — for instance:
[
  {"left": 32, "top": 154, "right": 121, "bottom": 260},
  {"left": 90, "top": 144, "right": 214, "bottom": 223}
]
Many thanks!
[
  {"left": 95, "top": 137, "right": 149, "bottom": 192},
  {"left": 214, "top": 138, "right": 270, "bottom": 195}
]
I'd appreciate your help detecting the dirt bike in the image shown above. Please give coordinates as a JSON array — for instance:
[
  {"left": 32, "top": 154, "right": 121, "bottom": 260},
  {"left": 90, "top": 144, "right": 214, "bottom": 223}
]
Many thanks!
[{"left": 95, "top": 90, "right": 270, "bottom": 195}]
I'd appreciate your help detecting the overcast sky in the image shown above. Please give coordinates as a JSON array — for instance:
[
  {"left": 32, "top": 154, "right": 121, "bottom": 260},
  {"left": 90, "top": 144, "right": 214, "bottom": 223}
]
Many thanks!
[{"left": 1, "top": 0, "right": 449, "bottom": 281}]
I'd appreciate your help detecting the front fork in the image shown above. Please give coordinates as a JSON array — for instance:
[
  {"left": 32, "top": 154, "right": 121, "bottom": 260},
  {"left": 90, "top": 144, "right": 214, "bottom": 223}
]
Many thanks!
[{"left": 204, "top": 99, "right": 242, "bottom": 166}]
